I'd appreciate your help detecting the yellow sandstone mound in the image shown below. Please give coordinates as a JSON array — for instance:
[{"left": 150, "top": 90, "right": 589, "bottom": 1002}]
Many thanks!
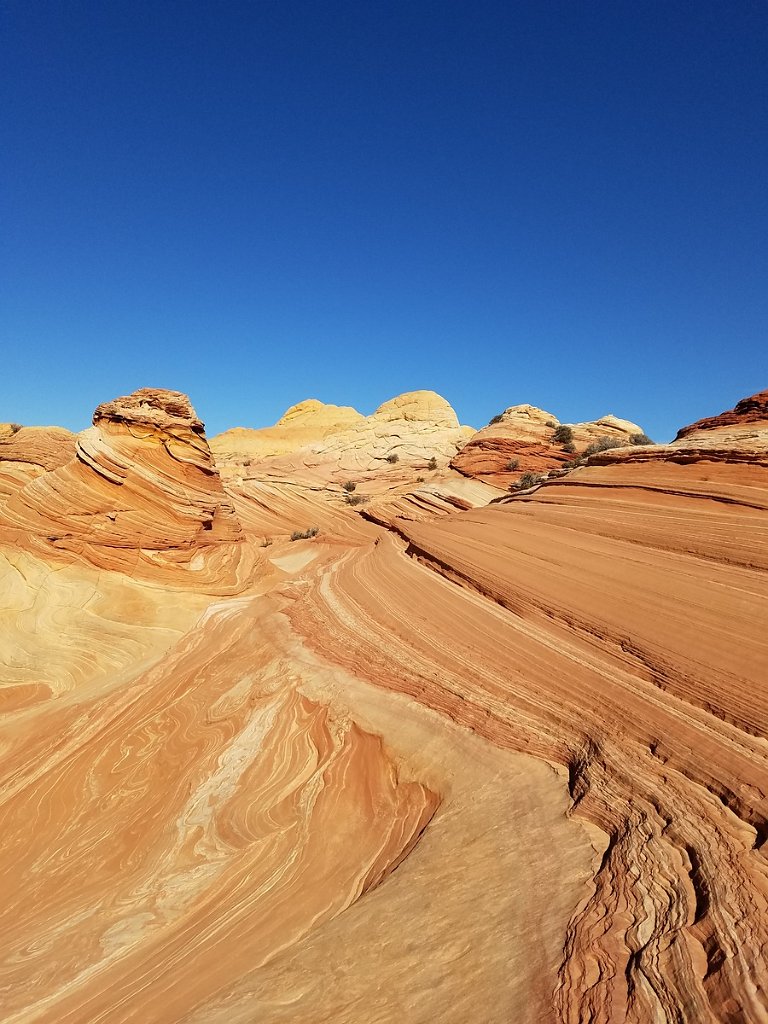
[
  {"left": 211, "top": 389, "right": 474, "bottom": 487},
  {"left": 212, "top": 398, "right": 365, "bottom": 462}
]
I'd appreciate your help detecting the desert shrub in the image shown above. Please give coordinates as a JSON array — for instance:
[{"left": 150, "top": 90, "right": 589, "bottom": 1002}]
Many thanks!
[
  {"left": 261, "top": 537, "right": 273, "bottom": 547},
  {"left": 290, "top": 526, "right": 319, "bottom": 541},
  {"left": 582, "top": 436, "right": 626, "bottom": 458},
  {"left": 552, "top": 424, "right": 573, "bottom": 444},
  {"left": 385, "top": 453, "right": 399, "bottom": 464},
  {"left": 416, "top": 475, "right": 426, "bottom": 483},
  {"left": 427, "top": 456, "right": 438, "bottom": 470},
  {"left": 505, "top": 458, "right": 520, "bottom": 472},
  {"left": 513, "top": 471, "right": 544, "bottom": 490},
  {"left": 9, "top": 423, "right": 22, "bottom": 434},
  {"left": 630, "top": 432, "right": 654, "bottom": 445},
  {"left": 489, "top": 412, "right": 505, "bottom": 425},
  {"left": 345, "top": 494, "right": 368, "bottom": 506},
  {"left": 545, "top": 420, "right": 556, "bottom": 428},
  {"left": 342, "top": 480, "right": 356, "bottom": 492},
  {"left": 562, "top": 441, "right": 576, "bottom": 454},
  {"left": 243, "top": 458, "right": 252, "bottom": 467}
]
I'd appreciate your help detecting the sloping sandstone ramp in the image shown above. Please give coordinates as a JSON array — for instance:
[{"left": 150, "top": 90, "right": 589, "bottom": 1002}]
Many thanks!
[{"left": 284, "top": 407, "right": 768, "bottom": 1023}]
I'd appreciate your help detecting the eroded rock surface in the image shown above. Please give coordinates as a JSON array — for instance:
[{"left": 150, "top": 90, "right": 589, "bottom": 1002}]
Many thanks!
[
  {"left": 0, "top": 389, "right": 252, "bottom": 589},
  {"left": 1, "top": 385, "right": 767, "bottom": 1023},
  {"left": 451, "top": 403, "right": 647, "bottom": 486},
  {"left": 211, "top": 389, "right": 474, "bottom": 486}
]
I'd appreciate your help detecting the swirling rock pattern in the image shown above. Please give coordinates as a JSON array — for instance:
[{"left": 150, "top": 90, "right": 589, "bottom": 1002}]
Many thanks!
[
  {"left": 0, "top": 389, "right": 253, "bottom": 590},
  {"left": 2, "top": 387, "right": 767, "bottom": 1022},
  {"left": 0, "top": 424, "right": 76, "bottom": 503},
  {"left": 286, "top": 400, "right": 768, "bottom": 1022},
  {"left": 0, "top": 592, "right": 438, "bottom": 1023}
]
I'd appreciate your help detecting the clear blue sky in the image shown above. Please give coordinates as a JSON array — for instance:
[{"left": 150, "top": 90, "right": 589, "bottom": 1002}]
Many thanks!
[{"left": 2, "top": 1, "right": 766, "bottom": 441}]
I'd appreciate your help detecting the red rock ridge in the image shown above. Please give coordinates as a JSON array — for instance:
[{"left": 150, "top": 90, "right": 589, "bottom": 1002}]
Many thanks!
[{"left": 675, "top": 388, "right": 768, "bottom": 438}]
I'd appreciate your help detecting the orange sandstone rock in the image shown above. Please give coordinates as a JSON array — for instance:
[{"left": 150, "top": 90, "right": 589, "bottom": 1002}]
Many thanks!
[
  {"left": 676, "top": 388, "right": 768, "bottom": 439},
  {"left": 451, "top": 403, "right": 646, "bottom": 485},
  {"left": 0, "top": 388, "right": 252, "bottom": 589}
]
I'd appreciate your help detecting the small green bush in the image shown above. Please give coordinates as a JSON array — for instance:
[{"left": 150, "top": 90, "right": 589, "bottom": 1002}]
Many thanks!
[
  {"left": 552, "top": 425, "right": 573, "bottom": 444},
  {"left": 505, "top": 458, "right": 520, "bottom": 472},
  {"left": 345, "top": 494, "right": 368, "bottom": 506},
  {"left": 513, "top": 471, "right": 544, "bottom": 490},
  {"left": 630, "top": 432, "right": 654, "bottom": 446},
  {"left": 342, "top": 480, "right": 356, "bottom": 492},
  {"left": 562, "top": 441, "right": 576, "bottom": 454},
  {"left": 582, "top": 436, "right": 626, "bottom": 457},
  {"left": 427, "top": 456, "right": 438, "bottom": 471},
  {"left": 385, "top": 453, "right": 399, "bottom": 464},
  {"left": 489, "top": 413, "right": 505, "bottom": 426},
  {"left": 290, "top": 526, "right": 319, "bottom": 541},
  {"left": 9, "top": 423, "right": 22, "bottom": 434},
  {"left": 416, "top": 475, "right": 426, "bottom": 483},
  {"left": 545, "top": 420, "right": 557, "bottom": 428}
]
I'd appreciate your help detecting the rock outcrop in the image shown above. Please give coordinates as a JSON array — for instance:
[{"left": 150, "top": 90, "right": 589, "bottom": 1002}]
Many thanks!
[
  {"left": 212, "top": 398, "right": 366, "bottom": 464},
  {"left": 451, "top": 403, "right": 646, "bottom": 485},
  {"left": 676, "top": 388, "right": 768, "bottom": 440},
  {"left": 0, "top": 422, "right": 76, "bottom": 471},
  {"left": 0, "top": 388, "right": 251, "bottom": 589},
  {"left": 583, "top": 389, "right": 768, "bottom": 470},
  {"left": 0, "top": 423, "right": 77, "bottom": 503},
  {"left": 211, "top": 389, "right": 474, "bottom": 487}
]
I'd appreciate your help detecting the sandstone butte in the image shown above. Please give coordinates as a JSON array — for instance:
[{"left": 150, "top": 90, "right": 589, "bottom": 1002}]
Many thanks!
[
  {"left": 450, "top": 403, "right": 647, "bottom": 485},
  {"left": 0, "top": 384, "right": 766, "bottom": 1023}
]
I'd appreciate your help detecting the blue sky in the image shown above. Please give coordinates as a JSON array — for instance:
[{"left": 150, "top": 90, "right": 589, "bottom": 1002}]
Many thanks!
[{"left": 2, "top": 1, "right": 766, "bottom": 441}]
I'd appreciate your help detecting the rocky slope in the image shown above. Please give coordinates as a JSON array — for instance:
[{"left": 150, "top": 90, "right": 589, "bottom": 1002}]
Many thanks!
[
  {"left": 581, "top": 389, "right": 768, "bottom": 474},
  {"left": 0, "top": 386, "right": 766, "bottom": 1023},
  {"left": 451, "top": 403, "right": 647, "bottom": 486}
]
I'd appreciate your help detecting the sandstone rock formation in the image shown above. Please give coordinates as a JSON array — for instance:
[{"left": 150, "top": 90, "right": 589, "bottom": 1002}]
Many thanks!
[
  {"left": 212, "top": 397, "right": 365, "bottom": 463},
  {"left": 584, "top": 389, "right": 768, "bottom": 470},
  {"left": 0, "top": 423, "right": 76, "bottom": 503},
  {"left": 1, "top": 385, "right": 766, "bottom": 1023},
  {"left": 676, "top": 388, "right": 768, "bottom": 439},
  {"left": 0, "top": 421, "right": 76, "bottom": 470},
  {"left": 0, "top": 388, "right": 252, "bottom": 589},
  {"left": 211, "top": 389, "right": 474, "bottom": 488},
  {"left": 451, "top": 403, "right": 646, "bottom": 485}
]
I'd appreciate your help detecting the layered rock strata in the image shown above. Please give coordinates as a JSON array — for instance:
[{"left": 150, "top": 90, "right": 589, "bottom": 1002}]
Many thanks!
[
  {"left": 0, "top": 389, "right": 251, "bottom": 589},
  {"left": 211, "top": 389, "right": 474, "bottom": 486},
  {"left": 451, "top": 403, "right": 646, "bottom": 485},
  {"left": 2, "top": 386, "right": 767, "bottom": 1023}
]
